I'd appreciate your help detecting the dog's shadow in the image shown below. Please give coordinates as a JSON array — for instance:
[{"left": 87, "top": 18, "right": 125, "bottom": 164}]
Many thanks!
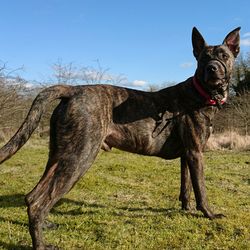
[
  {"left": 0, "top": 241, "right": 32, "bottom": 250},
  {"left": 54, "top": 199, "right": 182, "bottom": 218},
  {"left": 0, "top": 193, "right": 201, "bottom": 249},
  {"left": 0, "top": 192, "right": 201, "bottom": 218},
  {"left": 0, "top": 193, "right": 25, "bottom": 208}
]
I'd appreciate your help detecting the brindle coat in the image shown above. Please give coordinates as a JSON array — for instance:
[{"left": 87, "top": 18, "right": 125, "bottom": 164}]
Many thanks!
[{"left": 0, "top": 27, "right": 240, "bottom": 249}]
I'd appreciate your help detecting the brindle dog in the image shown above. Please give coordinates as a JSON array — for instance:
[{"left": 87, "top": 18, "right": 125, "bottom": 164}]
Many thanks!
[{"left": 0, "top": 27, "right": 240, "bottom": 249}]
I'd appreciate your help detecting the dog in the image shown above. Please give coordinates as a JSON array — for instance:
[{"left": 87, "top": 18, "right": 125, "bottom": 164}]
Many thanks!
[{"left": 0, "top": 27, "right": 240, "bottom": 249}]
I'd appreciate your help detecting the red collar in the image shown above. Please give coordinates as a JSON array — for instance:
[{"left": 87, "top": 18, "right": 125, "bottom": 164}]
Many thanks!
[{"left": 192, "top": 76, "right": 226, "bottom": 105}]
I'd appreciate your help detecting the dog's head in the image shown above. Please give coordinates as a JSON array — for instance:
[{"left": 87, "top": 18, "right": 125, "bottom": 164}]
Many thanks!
[{"left": 192, "top": 27, "right": 240, "bottom": 104}]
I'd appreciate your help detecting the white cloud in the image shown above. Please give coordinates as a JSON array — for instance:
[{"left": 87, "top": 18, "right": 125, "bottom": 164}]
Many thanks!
[
  {"left": 180, "top": 62, "right": 193, "bottom": 69},
  {"left": 243, "top": 32, "right": 250, "bottom": 37},
  {"left": 241, "top": 32, "right": 250, "bottom": 47},
  {"left": 24, "top": 82, "right": 34, "bottom": 88},
  {"left": 131, "top": 80, "right": 147, "bottom": 87},
  {"left": 241, "top": 38, "right": 250, "bottom": 46},
  {"left": 117, "top": 79, "right": 148, "bottom": 89}
]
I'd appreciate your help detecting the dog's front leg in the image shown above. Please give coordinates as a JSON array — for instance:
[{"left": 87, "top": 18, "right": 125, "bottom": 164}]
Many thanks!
[
  {"left": 179, "top": 156, "right": 192, "bottom": 210},
  {"left": 185, "top": 149, "right": 224, "bottom": 219}
]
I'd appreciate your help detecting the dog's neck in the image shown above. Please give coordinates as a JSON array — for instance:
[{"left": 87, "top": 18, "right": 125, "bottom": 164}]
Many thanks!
[{"left": 155, "top": 76, "right": 227, "bottom": 114}]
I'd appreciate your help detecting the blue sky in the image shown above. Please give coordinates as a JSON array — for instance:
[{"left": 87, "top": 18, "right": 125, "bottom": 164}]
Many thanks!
[{"left": 1, "top": 0, "right": 250, "bottom": 88}]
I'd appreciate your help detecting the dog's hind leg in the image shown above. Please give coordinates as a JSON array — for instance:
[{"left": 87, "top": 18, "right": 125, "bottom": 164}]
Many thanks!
[
  {"left": 179, "top": 156, "right": 192, "bottom": 210},
  {"left": 25, "top": 133, "right": 103, "bottom": 249}
]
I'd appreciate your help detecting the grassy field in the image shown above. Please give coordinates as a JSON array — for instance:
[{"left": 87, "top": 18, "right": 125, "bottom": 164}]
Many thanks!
[{"left": 0, "top": 140, "right": 249, "bottom": 249}]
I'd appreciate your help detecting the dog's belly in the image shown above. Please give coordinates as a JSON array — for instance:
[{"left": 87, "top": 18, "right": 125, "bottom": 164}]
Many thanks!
[{"left": 103, "top": 122, "right": 183, "bottom": 159}]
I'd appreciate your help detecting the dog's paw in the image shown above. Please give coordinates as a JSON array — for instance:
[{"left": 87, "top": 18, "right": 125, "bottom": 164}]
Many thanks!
[
  {"left": 197, "top": 205, "right": 225, "bottom": 219},
  {"left": 211, "top": 213, "right": 226, "bottom": 219},
  {"left": 206, "top": 213, "right": 226, "bottom": 220}
]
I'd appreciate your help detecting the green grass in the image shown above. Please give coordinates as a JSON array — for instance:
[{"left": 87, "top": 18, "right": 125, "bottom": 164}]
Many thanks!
[{"left": 0, "top": 140, "right": 249, "bottom": 249}]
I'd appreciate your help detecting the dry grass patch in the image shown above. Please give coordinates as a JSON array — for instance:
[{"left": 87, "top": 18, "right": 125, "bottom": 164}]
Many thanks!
[{"left": 207, "top": 131, "right": 250, "bottom": 151}]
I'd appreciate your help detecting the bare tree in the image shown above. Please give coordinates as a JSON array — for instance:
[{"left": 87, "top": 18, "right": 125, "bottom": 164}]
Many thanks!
[
  {"left": 232, "top": 52, "right": 250, "bottom": 94},
  {"left": 148, "top": 81, "right": 177, "bottom": 92},
  {"left": 0, "top": 64, "right": 34, "bottom": 140},
  {"left": 51, "top": 59, "right": 127, "bottom": 86}
]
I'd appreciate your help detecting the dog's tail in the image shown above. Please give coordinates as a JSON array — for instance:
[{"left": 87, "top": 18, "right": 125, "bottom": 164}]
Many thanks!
[{"left": 0, "top": 85, "right": 78, "bottom": 164}]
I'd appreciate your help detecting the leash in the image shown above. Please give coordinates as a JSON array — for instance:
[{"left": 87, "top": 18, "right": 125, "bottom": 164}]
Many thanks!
[{"left": 152, "top": 112, "right": 175, "bottom": 138}]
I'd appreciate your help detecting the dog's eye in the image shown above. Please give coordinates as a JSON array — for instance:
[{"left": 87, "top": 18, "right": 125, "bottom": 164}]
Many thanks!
[
  {"left": 222, "top": 54, "right": 229, "bottom": 60},
  {"left": 219, "top": 52, "right": 229, "bottom": 60}
]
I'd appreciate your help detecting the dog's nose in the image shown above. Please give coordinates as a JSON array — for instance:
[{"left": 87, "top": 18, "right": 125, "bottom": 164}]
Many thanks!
[{"left": 207, "top": 64, "right": 218, "bottom": 72}]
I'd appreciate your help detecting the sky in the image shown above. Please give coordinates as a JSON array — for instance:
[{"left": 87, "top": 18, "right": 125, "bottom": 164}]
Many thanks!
[{"left": 1, "top": 0, "right": 250, "bottom": 89}]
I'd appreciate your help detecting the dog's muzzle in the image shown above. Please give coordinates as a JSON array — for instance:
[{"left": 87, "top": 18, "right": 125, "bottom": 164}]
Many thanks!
[
  {"left": 203, "top": 59, "right": 229, "bottom": 103},
  {"left": 204, "top": 59, "right": 228, "bottom": 86}
]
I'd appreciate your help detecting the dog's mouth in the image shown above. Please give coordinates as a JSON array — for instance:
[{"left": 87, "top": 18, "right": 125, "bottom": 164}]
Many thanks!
[
  {"left": 210, "top": 84, "right": 228, "bottom": 103},
  {"left": 206, "top": 76, "right": 224, "bottom": 85},
  {"left": 205, "top": 78, "right": 229, "bottom": 103}
]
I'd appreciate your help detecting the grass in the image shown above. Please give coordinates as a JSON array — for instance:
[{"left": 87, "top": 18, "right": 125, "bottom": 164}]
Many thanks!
[{"left": 0, "top": 140, "right": 249, "bottom": 249}]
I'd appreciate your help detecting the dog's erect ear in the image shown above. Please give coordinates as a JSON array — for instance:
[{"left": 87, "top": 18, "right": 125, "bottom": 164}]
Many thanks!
[
  {"left": 223, "top": 27, "right": 241, "bottom": 58},
  {"left": 192, "top": 27, "right": 207, "bottom": 60}
]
